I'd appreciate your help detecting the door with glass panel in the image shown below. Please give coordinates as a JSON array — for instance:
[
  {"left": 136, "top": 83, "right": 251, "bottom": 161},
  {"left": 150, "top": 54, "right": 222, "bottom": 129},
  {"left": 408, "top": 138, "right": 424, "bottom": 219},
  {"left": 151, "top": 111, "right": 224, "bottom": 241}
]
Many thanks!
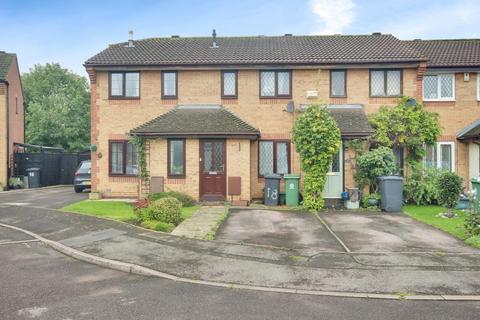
[
  {"left": 200, "top": 140, "right": 226, "bottom": 201},
  {"left": 323, "top": 144, "right": 343, "bottom": 198}
]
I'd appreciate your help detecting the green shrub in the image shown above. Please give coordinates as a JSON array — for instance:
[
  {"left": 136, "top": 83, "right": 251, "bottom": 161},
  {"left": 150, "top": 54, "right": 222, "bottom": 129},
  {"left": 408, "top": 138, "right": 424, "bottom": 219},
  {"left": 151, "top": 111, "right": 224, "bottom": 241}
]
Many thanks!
[
  {"left": 146, "top": 197, "right": 183, "bottom": 225},
  {"left": 403, "top": 168, "right": 443, "bottom": 205},
  {"left": 148, "top": 191, "right": 195, "bottom": 207},
  {"left": 140, "top": 220, "right": 175, "bottom": 232},
  {"left": 465, "top": 210, "right": 480, "bottom": 237},
  {"left": 355, "top": 147, "right": 397, "bottom": 192},
  {"left": 361, "top": 192, "right": 381, "bottom": 208},
  {"left": 435, "top": 171, "right": 463, "bottom": 215}
]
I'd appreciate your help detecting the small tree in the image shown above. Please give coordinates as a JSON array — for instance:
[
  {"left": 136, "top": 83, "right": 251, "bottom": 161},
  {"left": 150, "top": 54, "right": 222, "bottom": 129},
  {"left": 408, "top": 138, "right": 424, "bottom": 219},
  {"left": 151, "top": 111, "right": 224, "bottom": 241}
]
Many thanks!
[
  {"left": 355, "top": 147, "right": 397, "bottom": 193},
  {"left": 292, "top": 105, "right": 341, "bottom": 211},
  {"left": 436, "top": 171, "right": 463, "bottom": 218}
]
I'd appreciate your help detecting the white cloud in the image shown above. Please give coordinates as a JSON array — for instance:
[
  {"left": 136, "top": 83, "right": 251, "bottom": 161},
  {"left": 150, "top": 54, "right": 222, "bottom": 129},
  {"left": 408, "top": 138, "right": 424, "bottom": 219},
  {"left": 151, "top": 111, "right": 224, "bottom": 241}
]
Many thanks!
[
  {"left": 310, "top": 0, "right": 356, "bottom": 35},
  {"left": 384, "top": 0, "right": 480, "bottom": 39}
]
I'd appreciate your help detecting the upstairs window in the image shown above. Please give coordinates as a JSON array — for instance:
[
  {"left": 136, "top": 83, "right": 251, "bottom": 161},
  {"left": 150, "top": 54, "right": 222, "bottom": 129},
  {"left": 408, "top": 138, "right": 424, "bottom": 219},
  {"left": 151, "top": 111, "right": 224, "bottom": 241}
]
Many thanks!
[
  {"left": 260, "top": 70, "right": 291, "bottom": 98},
  {"left": 258, "top": 141, "right": 290, "bottom": 176},
  {"left": 370, "top": 69, "right": 402, "bottom": 97},
  {"left": 162, "top": 71, "right": 177, "bottom": 99},
  {"left": 423, "top": 74, "right": 455, "bottom": 100},
  {"left": 477, "top": 73, "right": 480, "bottom": 100},
  {"left": 109, "top": 141, "right": 138, "bottom": 176},
  {"left": 109, "top": 72, "right": 140, "bottom": 98},
  {"left": 330, "top": 70, "right": 346, "bottom": 97},
  {"left": 221, "top": 71, "right": 237, "bottom": 98},
  {"left": 425, "top": 142, "right": 455, "bottom": 172}
]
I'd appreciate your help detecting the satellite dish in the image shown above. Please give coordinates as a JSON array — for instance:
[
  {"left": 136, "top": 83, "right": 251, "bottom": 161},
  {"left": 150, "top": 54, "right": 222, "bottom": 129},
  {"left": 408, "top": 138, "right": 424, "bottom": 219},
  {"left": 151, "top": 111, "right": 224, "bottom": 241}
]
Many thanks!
[{"left": 285, "top": 101, "right": 295, "bottom": 113}]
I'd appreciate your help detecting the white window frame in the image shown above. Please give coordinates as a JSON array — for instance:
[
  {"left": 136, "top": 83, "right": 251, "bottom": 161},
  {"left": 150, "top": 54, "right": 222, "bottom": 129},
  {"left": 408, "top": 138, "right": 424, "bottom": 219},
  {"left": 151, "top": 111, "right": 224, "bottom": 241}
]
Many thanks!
[
  {"left": 477, "top": 72, "right": 480, "bottom": 101},
  {"left": 424, "top": 142, "right": 455, "bottom": 172},
  {"left": 423, "top": 73, "right": 455, "bottom": 101}
]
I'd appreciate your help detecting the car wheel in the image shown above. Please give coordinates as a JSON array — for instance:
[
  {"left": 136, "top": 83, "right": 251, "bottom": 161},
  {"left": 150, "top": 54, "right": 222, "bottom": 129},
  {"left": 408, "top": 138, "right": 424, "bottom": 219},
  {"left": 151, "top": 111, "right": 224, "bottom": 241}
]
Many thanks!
[{"left": 74, "top": 187, "right": 83, "bottom": 193}]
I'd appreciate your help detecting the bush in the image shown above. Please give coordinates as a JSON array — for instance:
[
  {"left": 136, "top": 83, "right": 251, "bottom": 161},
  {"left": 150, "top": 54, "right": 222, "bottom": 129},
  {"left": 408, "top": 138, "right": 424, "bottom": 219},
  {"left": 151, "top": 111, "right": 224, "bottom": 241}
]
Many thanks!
[
  {"left": 361, "top": 192, "right": 381, "bottom": 208},
  {"left": 436, "top": 171, "right": 463, "bottom": 215},
  {"left": 140, "top": 220, "right": 175, "bottom": 233},
  {"left": 403, "top": 168, "right": 443, "bottom": 205},
  {"left": 465, "top": 210, "right": 480, "bottom": 237},
  {"left": 148, "top": 191, "right": 195, "bottom": 207},
  {"left": 355, "top": 147, "right": 397, "bottom": 192},
  {"left": 146, "top": 197, "right": 183, "bottom": 225}
]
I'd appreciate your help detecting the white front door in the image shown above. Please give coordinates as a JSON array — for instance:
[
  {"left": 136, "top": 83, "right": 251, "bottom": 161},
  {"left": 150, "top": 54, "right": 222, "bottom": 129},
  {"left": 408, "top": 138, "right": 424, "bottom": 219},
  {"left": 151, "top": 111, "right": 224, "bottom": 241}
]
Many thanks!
[{"left": 323, "top": 143, "right": 343, "bottom": 199}]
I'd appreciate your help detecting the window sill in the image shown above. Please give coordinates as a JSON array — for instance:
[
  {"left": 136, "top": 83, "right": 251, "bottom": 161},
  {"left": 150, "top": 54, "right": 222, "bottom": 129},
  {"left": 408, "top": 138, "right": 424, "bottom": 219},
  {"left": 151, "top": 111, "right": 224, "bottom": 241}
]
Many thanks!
[
  {"left": 369, "top": 95, "right": 402, "bottom": 98},
  {"left": 109, "top": 174, "right": 138, "bottom": 177},
  {"left": 162, "top": 96, "right": 178, "bottom": 100},
  {"left": 260, "top": 96, "right": 292, "bottom": 99},
  {"left": 221, "top": 96, "right": 238, "bottom": 100},
  {"left": 423, "top": 99, "right": 456, "bottom": 102},
  {"left": 109, "top": 96, "right": 140, "bottom": 100},
  {"left": 168, "top": 175, "right": 185, "bottom": 179}
]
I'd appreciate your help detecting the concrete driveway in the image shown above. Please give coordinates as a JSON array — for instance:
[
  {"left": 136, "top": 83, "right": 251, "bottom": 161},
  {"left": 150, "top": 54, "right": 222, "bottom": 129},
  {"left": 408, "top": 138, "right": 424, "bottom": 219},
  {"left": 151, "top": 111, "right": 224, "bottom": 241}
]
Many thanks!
[
  {"left": 217, "top": 209, "right": 478, "bottom": 254},
  {"left": 216, "top": 209, "right": 344, "bottom": 252},
  {"left": 0, "top": 186, "right": 87, "bottom": 209}
]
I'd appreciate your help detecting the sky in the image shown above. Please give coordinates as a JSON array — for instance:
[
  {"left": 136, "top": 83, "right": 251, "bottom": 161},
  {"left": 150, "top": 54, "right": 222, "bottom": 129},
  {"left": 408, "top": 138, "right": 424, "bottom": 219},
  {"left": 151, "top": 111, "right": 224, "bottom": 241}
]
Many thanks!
[{"left": 2, "top": 0, "right": 480, "bottom": 76}]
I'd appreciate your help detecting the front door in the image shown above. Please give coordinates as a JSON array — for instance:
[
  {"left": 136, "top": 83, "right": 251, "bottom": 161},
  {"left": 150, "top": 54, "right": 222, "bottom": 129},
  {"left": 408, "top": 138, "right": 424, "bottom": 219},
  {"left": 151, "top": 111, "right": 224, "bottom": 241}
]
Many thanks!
[
  {"left": 200, "top": 140, "right": 226, "bottom": 201},
  {"left": 323, "top": 143, "right": 343, "bottom": 199}
]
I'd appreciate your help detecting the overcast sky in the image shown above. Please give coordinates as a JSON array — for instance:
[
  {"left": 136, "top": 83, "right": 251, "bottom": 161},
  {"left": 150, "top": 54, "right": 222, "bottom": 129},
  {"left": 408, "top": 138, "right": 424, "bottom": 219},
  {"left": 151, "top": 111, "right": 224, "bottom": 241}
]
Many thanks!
[{"left": 2, "top": 0, "right": 479, "bottom": 76}]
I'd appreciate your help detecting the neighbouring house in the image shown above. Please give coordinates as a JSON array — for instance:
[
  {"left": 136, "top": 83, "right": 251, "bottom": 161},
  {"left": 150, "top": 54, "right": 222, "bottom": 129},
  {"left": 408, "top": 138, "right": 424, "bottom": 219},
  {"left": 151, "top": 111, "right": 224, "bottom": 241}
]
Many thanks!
[
  {"left": 84, "top": 32, "right": 479, "bottom": 203},
  {"left": 0, "top": 51, "right": 24, "bottom": 190}
]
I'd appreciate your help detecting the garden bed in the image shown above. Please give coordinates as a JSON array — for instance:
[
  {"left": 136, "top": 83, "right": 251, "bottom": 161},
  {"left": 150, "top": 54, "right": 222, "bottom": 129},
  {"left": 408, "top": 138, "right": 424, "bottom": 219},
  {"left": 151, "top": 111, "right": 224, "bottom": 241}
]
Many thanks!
[
  {"left": 61, "top": 200, "right": 200, "bottom": 232},
  {"left": 404, "top": 205, "right": 480, "bottom": 248}
]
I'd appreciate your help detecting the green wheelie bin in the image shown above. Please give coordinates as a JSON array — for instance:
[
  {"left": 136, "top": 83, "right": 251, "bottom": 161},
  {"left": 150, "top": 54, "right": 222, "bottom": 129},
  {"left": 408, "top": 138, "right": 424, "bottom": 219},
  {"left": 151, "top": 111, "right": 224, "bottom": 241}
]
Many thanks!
[
  {"left": 471, "top": 178, "right": 480, "bottom": 211},
  {"left": 284, "top": 174, "right": 300, "bottom": 206}
]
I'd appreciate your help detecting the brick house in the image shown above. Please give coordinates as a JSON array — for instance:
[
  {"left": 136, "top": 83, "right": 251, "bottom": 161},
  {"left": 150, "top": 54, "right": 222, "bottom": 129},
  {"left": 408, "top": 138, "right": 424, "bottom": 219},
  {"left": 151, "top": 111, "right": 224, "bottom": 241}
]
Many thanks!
[
  {"left": 0, "top": 51, "right": 24, "bottom": 189},
  {"left": 84, "top": 33, "right": 479, "bottom": 202}
]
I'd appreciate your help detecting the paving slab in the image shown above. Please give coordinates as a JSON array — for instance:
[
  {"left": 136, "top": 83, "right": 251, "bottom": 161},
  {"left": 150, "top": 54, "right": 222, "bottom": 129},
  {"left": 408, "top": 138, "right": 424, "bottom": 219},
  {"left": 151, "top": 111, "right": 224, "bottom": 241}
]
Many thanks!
[
  {"left": 171, "top": 206, "right": 223, "bottom": 239},
  {"left": 321, "top": 212, "right": 478, "bottom": 253},
  {"left": 216, "top": 209, "right": 344, "bottom": 253}
]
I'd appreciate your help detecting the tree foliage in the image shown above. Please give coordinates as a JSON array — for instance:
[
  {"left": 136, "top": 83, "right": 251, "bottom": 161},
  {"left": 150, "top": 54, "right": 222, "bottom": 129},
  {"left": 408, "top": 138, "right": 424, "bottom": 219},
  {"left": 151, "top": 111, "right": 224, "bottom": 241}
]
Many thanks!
[
  {"left": 355, "top": 146, "right": 397, "bottom": 193},
  {"left": 292, "top": 105, "right": 341, "bottom": 211},
  {"left": 369, "top": 97, "right": 441, "bottom": 170},
  {"left": 22, "top": 63, "right": 90, "bottom": 152}
]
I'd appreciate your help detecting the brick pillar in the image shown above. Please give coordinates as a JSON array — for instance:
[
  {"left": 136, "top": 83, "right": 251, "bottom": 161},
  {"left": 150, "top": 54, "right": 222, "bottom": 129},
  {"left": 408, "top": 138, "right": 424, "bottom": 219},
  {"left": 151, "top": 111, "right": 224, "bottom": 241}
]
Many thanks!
[{"left": 415, "top": 62, "right": 427, "bottom": 100}]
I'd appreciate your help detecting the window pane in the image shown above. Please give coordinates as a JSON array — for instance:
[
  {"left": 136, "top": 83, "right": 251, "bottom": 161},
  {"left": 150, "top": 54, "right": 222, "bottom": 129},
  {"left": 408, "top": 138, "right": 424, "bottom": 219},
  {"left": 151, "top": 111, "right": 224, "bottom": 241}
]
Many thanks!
[
  {"left": 440, "top": 74, "right": 453, "bottom": 98},
  {"left": 331, "top": 71, "right": 345, "bottom": 96},
  {"left": 277, "top": 72, "right": 290, "bottom": 96},
  {"left": 440, "top": 144, "right": 452, "bottom": 171},
  {"left": 276, "top": 142, "right": 289, "bottom": 174},
  {"left": 163, "top": 72, "right": 177, "bottom": 96},
  {"left": 126, "top": 143, "right": 138, "bottom": 175},
  {"left": 259, "top": 141, "right": 273, "bottom": 175},
  {"left": 170, "top": 140, "right": 184, "bottom": 175},
  {"left": 393, "top": 145, "right": 404, "bottom": 175},
  {"left": 425, "top": 145, "right": 437, "bottom": 168},
  {"left": 111, "top": 73, "right": 123, "bottom": 96},
  {"left": 331, "top": 150, "right": 340, "bottom": 173},
  {"left": 223, "top": 72, "right": 236, "bottom": 96},
  {"left": 424, "top": 75, "right": 438, "bottom": 99},
  {"left": 387, "top": 70, "right": 401, "bottom": 96},
  {"left": 260, "top": 72, "right": 275, "bottom": 97},
  {"left": 125, "top": 73, "right": 139, "bottom": 97},
  {"left": 111, "top": 142, "right": 124, "bottom": 174},
  {"left": 213, "top": 142, "right": 224, "bottom": 172},
  {"left": 371, "top": 71, "right": 385, "bottom": 96},
  {"left": 203, "top": 142, "right": 212, "bottom": 172}
]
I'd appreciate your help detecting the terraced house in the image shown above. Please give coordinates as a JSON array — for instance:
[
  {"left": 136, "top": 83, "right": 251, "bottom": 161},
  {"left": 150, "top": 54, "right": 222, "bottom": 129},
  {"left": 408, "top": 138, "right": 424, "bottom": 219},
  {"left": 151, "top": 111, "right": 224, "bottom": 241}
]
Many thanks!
[
  {"left": 84, "top": 32, "right": 480, "bottom": 203},
  {"left": 0, "top": 51, "right": 24, "bottom": 190}
]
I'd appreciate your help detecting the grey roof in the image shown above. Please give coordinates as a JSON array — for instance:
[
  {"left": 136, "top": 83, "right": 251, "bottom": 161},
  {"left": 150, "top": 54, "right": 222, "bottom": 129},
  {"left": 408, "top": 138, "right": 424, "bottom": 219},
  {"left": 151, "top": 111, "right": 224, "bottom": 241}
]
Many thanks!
[
  {"left": 131, "top": 105, "right": 260, "bottom": 138},
  {"left": 85, "top": 34, "right": 426, "bottom": 67},
  {"left": 327, "top": 105, "right": 374, "bottom": 138},
  {"left": 0, "top": 51, "right": 15, "bottom": 80},
  {"left": 405, "top": 39, "right": 480, "bottom": 67},
  {"left": 457, "top": 119, "right": 480, "bottom": 140}
]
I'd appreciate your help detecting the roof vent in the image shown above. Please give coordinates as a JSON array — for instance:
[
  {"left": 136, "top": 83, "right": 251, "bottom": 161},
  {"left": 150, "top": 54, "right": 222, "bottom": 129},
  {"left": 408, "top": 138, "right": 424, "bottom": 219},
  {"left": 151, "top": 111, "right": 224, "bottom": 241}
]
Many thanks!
[
  {"left": 171, "top": 35, "right": 180, "bottom": 38},
  {"left": 127, "top": 30, "right": 134, "bottom": 47},
  {"left": 210, "top": 29, "right": 219, "bottom": 48},
  {"left": 372, "top": 32, "right": 382, "bottom": 36},
  {"left": 413, "top": 38, "right": 422, "bottom": 41},
  {"left": 284, "top": 33, "right": 292, "bottom": 36}
]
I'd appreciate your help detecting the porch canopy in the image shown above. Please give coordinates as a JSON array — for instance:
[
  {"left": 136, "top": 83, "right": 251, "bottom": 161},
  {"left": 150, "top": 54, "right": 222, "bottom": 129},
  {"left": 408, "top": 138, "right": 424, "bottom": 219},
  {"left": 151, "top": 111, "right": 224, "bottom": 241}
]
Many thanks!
[
  {"left": 457, "top": 119, "right": 480, "bottom": 141},
  {"left": 326, "top": 105, "right": 374, "bottom": 139},
  {"left": 130, "top": 105, "right": 260, "bottom": 139}
]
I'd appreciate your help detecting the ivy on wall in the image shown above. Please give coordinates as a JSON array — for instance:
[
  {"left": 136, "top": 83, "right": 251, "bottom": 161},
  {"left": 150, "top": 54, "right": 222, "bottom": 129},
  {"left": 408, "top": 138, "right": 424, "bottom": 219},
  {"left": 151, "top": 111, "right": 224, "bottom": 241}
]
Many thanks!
[
  {"left": 292, "top": 105, "right": 341, "bottom": 211},
  {"left": 129, "top": 135, "right": 149, "bottom": 182}
]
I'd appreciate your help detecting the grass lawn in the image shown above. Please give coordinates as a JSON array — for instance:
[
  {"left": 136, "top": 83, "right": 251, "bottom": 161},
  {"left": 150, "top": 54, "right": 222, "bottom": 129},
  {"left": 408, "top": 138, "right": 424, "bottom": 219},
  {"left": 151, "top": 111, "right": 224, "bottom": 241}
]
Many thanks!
[
  {"left": 61, "top": 200, "right": 200, "bottom": 232},
  {"left": 404, "top": 205, "right": 480, "bottom": 248}
]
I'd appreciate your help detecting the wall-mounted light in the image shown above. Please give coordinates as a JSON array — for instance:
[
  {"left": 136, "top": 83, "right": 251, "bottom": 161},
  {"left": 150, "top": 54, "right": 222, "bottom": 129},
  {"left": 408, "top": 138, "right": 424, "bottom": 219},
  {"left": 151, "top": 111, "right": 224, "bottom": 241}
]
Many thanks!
[{"left": 464, "top": 73, "right": 470, "bottom": 82}]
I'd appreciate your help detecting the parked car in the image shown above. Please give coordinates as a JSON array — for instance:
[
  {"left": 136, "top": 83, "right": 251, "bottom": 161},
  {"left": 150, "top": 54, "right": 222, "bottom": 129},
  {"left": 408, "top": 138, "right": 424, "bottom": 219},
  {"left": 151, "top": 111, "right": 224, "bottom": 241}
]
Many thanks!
[{"left": 74, "top": 160, "right": 91, "bottom": 193}]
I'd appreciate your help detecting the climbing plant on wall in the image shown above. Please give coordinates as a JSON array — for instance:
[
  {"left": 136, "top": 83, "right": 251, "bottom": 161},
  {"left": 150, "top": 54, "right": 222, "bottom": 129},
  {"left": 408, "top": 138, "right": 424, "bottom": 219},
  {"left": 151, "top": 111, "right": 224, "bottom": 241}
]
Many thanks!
[
  {"left": 292, "top": 105, "right": 341, "bottom": 211},
  {"left": 368, "top": 97, "right": 441, "bottom": 172},
  {"left": 129, "top": 135, "right": 149, "bottom": 182}
]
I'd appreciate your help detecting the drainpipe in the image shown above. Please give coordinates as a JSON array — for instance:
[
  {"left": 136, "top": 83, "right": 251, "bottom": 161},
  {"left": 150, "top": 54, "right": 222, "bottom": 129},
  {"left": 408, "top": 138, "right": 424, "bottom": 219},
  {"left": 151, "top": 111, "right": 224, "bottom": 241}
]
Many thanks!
[{"left": 0, "top": 79, "right": 9, "bottom": 189}]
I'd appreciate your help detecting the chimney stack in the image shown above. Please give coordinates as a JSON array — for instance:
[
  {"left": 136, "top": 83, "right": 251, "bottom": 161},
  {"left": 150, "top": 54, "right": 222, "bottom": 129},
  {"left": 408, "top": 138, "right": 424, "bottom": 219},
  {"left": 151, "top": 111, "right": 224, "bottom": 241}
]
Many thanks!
[{"left": 128, "top": 30, "right": 134, "bottom": 47}]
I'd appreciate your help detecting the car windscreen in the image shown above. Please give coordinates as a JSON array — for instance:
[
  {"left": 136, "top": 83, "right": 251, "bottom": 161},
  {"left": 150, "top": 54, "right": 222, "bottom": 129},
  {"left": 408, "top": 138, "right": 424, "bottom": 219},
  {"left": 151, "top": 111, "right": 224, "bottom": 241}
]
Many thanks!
[{"left": 77, "top": 161, "right": 91, "bottom": 172}]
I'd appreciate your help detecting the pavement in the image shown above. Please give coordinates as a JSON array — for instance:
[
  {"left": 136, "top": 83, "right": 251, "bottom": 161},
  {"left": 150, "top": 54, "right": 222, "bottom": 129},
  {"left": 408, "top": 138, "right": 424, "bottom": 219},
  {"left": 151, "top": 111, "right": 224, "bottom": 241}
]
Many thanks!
[
  {"left": 172, "top": 206, "right": 225, "bottom": 239},
  {"left": 4, "top": 242, "right": 480, "bottom": 320},
  {"left": 1, "top": 186, "right": 480, "bottom": 299}
]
